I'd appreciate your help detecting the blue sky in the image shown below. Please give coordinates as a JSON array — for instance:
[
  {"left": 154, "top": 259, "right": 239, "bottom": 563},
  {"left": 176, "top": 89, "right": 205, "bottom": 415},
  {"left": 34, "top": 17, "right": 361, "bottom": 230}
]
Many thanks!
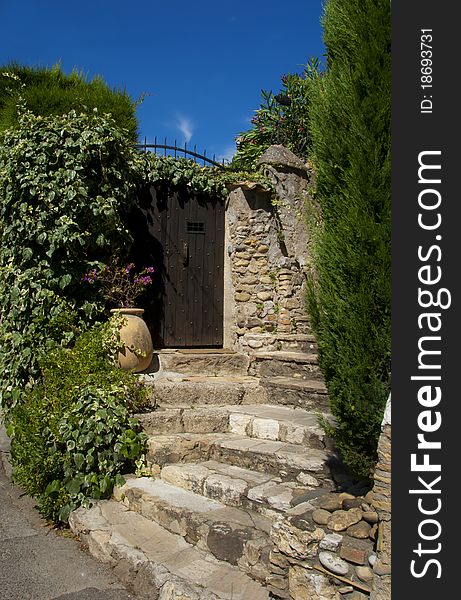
[{"left": 0, "top": 0, "right": 325, "bottom": 162}]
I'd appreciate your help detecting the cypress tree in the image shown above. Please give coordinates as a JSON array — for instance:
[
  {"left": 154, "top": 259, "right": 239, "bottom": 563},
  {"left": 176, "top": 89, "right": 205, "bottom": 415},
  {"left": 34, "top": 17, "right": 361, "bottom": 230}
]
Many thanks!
[{"left": 307, "top": 0, "right": 391, "bottom": 478}]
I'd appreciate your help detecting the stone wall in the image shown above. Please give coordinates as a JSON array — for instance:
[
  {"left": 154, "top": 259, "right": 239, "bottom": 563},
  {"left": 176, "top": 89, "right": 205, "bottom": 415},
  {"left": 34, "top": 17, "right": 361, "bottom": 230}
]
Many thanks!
[
  {"left": 267, "top": 488, "right": 379, "bottom": 599},
  {"left": 224, "top": 145, "right": 317, "bottom": 352},
  {"left": 264, "top": 397, "right": 392, "bottom": 600}
]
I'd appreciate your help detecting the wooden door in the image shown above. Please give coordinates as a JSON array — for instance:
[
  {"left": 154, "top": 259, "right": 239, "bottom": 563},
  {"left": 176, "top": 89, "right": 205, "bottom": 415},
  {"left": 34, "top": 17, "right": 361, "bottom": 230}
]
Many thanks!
[{"left": 145, "top": 186, "right": 224, "bottom": 347}]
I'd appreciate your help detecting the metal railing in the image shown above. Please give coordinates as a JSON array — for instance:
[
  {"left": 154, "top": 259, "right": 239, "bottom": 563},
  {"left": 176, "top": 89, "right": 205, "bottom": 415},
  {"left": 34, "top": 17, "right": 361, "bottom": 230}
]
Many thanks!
[{"left": 136, "top": 137, "right": 228, "bottom": 168}]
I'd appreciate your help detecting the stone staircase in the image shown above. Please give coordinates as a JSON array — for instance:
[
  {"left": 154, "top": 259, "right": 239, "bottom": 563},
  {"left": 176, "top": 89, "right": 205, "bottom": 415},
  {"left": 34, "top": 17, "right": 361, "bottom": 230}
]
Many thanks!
[{"left": 69, "top": 336, "right": 338, "bottom": 600}]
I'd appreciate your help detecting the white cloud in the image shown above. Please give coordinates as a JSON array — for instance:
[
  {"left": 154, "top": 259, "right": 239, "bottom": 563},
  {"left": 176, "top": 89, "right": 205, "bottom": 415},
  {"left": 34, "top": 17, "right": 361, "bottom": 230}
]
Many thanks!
[
  {"left": 176, "top": 115, "right": 194, "bottom": 143},
  {"left": 221, "top": 144, "right": 236, "bottom": 163}
]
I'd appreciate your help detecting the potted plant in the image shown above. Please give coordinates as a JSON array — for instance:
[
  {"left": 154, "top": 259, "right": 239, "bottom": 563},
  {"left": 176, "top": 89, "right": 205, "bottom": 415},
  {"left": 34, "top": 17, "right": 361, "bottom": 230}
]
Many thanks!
[{"left": 83, "top": 261, "right": 155, "bottom": 372}]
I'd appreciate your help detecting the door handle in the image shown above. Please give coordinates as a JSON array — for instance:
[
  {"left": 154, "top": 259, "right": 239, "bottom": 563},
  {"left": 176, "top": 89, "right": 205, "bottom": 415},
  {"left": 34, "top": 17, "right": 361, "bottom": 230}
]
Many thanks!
[{"left": 182, "top": 241, "right": 189, "bottom": 265}]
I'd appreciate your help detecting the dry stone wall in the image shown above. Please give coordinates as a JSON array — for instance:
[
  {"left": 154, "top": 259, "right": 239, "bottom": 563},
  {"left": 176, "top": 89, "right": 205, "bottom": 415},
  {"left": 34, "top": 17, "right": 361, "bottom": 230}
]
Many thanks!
[
  {"left": 264, "top": 397, "right": 392, "bottom": 600},
  {"left": 225, "top": 145, "right": 317, "bottom": 352},
  {"left": 267, "top": 489, "right": 379, "bottom": 599}
]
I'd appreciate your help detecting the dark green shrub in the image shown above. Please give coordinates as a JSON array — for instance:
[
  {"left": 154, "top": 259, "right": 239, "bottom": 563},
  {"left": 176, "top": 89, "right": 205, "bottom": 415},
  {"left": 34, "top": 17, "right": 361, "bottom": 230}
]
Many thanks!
[
  {"left": 8, "top": 317, "right": 148, "bottom": 523},
  {"left": 231, "top": 59, "right": 320, "bottom": 170},
  {"left": 0, "top": 64, "right": 138, "bottom": 141},
  {"left": 307, "top": 0, "right": 391, "bottom": 479}
]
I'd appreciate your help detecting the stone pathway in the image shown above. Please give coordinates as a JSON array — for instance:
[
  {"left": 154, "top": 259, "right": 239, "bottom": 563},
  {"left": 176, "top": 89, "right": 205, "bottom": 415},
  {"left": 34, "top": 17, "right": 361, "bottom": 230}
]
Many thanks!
[{"left": 67, "top": 343, "right": 345, "bottom": 599}]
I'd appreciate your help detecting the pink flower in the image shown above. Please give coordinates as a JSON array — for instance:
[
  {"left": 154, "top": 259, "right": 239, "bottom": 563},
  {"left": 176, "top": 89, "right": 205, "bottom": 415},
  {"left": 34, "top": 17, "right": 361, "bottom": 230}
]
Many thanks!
[
  {"left": 82, "top": 261, "right": 156, "bottom": 307},
  {"left": 134, "top": 276, "right": 152, "bottom": 285}
]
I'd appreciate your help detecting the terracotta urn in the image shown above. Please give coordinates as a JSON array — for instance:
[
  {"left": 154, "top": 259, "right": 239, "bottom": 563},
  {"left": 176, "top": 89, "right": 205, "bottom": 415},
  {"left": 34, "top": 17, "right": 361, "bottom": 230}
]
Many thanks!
[{"left": 110, "top": 308, "right": 153, "bottom": 372}]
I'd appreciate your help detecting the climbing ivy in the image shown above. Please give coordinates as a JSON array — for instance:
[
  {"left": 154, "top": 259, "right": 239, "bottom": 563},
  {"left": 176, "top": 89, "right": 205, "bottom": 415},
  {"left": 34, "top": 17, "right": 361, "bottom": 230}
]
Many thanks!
[
  {"left": 142, "top": 154, "right": 228, "bottom": 197},
  {"left": 0, "top": 109, "right": 141, "bottom": 410},
  {"left": 213, "top": 168, "right": 274, "bottom": 192}
]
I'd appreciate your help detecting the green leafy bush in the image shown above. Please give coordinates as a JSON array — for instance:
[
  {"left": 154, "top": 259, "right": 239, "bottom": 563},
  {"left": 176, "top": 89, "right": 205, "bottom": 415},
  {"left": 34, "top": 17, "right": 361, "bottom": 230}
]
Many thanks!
[
  {"left": 0, "top": 64, "right": 139, "bottom": 141},
  {"left": 0, "top": 109, "right": 142, "bottom": 409},
  {"left": 8, "top": 318, "right": 148, "bottom": 523},
  {"left": 231, "top": 60, "right": 320, "bottom": 170},
  {"left": 307, "top": 0, "right": 391, "bottom": 479}
]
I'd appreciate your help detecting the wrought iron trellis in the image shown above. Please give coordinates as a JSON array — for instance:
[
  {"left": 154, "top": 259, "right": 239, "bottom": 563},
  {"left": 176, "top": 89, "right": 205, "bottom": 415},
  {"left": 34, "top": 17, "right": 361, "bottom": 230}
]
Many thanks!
[{"left": 136, "top": 137, "right": 227, "bottom": 168}]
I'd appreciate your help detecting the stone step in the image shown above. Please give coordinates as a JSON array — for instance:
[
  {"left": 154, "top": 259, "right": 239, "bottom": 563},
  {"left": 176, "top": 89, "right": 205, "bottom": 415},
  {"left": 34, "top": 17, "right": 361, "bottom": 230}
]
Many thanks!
[
  {"left": 263, "top": 377, "right": 330, "bottom": 411},
  {"left": 146, "top": 432, "right": 223, "bottom": 467},
  {"left": 211, "top": 437, "right": 332, "bottom": 485},
  {"left": 113, "top": 477, "right": 273, "bottom": 583},
  {"left": 143, "top": 375, "right": 267, "bottom": 408},
  {"left": 249, "top": 351, "right": 322, "bottom": 378},
  {"left": 69, "top": 500, "right": 269, "bottom": 600},
  {"left": 157, "top": 351, "right": 250, "bottom": 376},
  {"left": 240, "top": 333, "right": 317, "bottom": 353},
  {"left": 144, "top": 376, "right": 330, "bottom": 412},
  {"left": 227, "top": 405, "right": 327, "bottom": 448},
  {"left": 146, "top": 433, "right": 333, "bottom": 484},
  {"left": 138, "top": 407, "right": 230, "bottom": 435},
  {"left": 274, "top": 333, "right": 318, "bottom": 353},
  {"left": 138, "top": 404, "right": 327, "bottom": 448},
  {"left": 159, "top": 461, "right": 329, "bottom": 516}
]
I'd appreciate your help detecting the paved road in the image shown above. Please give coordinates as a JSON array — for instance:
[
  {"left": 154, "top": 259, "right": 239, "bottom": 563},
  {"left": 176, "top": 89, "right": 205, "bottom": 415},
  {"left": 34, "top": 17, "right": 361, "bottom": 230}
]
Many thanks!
[{"left": 0, "top": 427, "right": 138, "bottom": 600}]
